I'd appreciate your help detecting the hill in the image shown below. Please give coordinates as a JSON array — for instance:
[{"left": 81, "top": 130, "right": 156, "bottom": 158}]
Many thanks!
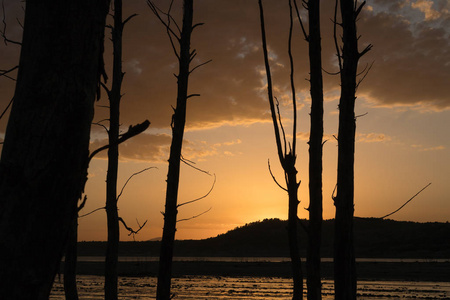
[{"left": 78, "top": 218, "right": 450, "bottom": 258}]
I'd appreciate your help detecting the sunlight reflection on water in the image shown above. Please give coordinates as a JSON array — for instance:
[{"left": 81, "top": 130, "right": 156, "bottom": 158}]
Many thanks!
[{"left": 50, "top": 275, "right": 450, "bottom": 299}]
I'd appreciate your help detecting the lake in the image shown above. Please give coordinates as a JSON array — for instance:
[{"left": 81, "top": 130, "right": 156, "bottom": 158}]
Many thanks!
[{"left": 50, "top": 275, "right": 450, "bottom": 299}]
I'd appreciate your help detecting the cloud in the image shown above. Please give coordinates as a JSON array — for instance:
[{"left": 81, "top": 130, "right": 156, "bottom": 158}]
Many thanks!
[
  {"left": 89, "top": 132, "right": 172, "bottom": 162},
  {"left": 1, "top": 0, "right": 449, "bottom": 138},
  {"left": 357, "top": 133, "right": 392, "bottom": 143},
  {"left": 412, "top": 144, "right": 446, "bottom": 151},
  {"left": 411, "top": 0, "right": 444, "bottom": 21}
]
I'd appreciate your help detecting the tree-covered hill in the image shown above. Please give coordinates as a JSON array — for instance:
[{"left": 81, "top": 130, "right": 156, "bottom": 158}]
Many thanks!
[{"left": 78, "top": 218, "right": 450, "bottom": 258}]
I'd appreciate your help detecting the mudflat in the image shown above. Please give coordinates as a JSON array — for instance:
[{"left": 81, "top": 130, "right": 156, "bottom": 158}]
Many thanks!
[{"left": 61, "top": 260, "right": 450, "bottom": 282}]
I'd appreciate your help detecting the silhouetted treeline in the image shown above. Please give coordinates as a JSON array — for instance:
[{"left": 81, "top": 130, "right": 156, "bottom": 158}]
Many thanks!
[{"left": 78, "top": 218, "right": 450, "bottom": 258}]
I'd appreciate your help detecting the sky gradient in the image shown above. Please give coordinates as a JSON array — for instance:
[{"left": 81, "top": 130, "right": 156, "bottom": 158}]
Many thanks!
[{"left": 1, "top": 0, "right": 449, "bottom": 241}]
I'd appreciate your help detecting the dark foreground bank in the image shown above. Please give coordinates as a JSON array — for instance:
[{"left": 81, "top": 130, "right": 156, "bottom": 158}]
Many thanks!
[{"left": 59, "top": 260, "right": 450, "bottom": 282}]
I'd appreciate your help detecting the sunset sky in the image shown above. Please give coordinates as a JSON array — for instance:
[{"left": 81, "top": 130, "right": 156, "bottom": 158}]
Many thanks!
[{"left": 0, "top": 0, "right": 449, "bottom": 241}]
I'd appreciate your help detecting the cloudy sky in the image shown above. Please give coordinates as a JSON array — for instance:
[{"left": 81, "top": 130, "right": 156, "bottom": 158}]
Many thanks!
[{"left": 1, "top": 0, "right": 449, "bottom": 241}]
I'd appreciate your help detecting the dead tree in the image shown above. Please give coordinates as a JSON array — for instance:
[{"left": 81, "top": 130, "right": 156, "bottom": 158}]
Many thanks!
[
  {"left": 332, "top": 0, "right": 372, "bottom": 299},
  {"left": 258, "top": 1, "right": 303, "bottom": 299},
  {"left": 293, "top": 0, "right": 324, "bottom": 298},
  {"left": 0, "top": 0, "right": 110, "bottom": 298},
  {"left": 101, "top": 0, "right": 139, "bottom": 298},
  {"left": 147, "top": 0, "right": 209, "bottom": 299}
]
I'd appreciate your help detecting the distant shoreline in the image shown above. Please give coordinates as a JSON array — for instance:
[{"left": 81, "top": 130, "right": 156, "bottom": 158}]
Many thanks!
[{"left": 61, "top": 260, "right": 450, "bottom": 282}]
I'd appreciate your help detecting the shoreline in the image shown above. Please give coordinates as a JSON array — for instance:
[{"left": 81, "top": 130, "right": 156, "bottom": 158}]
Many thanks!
[{"left": 60, "top": 260, "right": 450, "bottom": 282}]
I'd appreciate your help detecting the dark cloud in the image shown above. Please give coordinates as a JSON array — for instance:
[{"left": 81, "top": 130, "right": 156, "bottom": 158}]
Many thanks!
[
  {"left": 89, "top": 132, "right": 172, "bottom": 162},
  {"left": 1, "top": 0, "right": 448, "bottom": 140}
]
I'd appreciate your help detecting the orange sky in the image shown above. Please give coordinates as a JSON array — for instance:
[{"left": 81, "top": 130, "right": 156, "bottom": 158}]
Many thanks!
[{"left": 1, "top": 0, "right": 449, "bottom": 241}]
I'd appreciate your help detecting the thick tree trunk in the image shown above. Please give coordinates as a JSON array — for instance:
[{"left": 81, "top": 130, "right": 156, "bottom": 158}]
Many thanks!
[
  {"left": 105, "top": 0, "right": 123, "bottom": 299},
  {"left": 64, "top": 212, "right": 79, "bottom": 300},
  {"left": 306, "top": 0, "right": 324, "bottom": 299},
  {"left": 287, "top": 166, "right": 303, "bottom": 300},
  {"left": 156, "top": 1, "right": 193, "bottom": 299},
  {"left": 0, "top": 0, "right": 109, "bottom": 298},
  {"left": 334, "top": 0, "right": 359, "bottom": 299}
]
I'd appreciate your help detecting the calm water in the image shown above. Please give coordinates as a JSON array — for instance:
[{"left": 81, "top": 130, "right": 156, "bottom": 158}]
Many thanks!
[
  {"left": 50, "top": 275, "right": 450, "bottom": 299},
  {"left": 74, "top": 256, "right": 450, "bottom": 263}
]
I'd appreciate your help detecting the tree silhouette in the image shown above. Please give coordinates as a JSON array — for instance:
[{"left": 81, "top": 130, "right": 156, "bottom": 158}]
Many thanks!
[
  {"left": 258, "top": 1, "right": 303, "bottom": 298},
  {"left": 332, "top": 0, "right": 372, "bottom": 299},
  {"left": 0, "top": 0, "right": 110, "bottom": 298},
  {"left": 148, "top": 0, "right": 210, "bottom": 298},
  {"left": 293, "top": 0, "right": 324, "bottom": 298}
]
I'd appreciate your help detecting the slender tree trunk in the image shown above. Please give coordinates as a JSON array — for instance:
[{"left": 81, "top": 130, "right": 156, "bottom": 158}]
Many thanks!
[
  {"left": 105, "top": 1, "right": 124, "bottom": 299},
  {"left": 156, "top": 1, "right": 193, "bottom": 299},
  {"left": 334, "top": 0, "right": 359, "bottom": 299},
  {"left": 0, "top": 0, "right": 109, "bottom": 298},
  {"left": 287, "top": 167, "right": 303, "bottom": 300},
  {"left": 258, "top": 1, "right": 303, "bottom": 298},
  {"left": 306, "top": 0, "right": 324, "bottom": 299},
  {"left": 64, "top": 206, "right": 79, "bottom": 300}
]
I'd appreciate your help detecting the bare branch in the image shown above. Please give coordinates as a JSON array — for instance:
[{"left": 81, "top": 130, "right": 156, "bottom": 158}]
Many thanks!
[
  {"left": 288, "top": 0, "right": 297, "bottom": 156},
  {"left": 359, "top": 43, "right": 373, "bottom": 58},
  {"left": 117, "top": 167, "right": 158, "bottom": 201},
  {"left": 79, "top": 206, "right": 106, "bottom": 218},
  {"left": 322, "top": 67, "right": 340, "bottom": 76},
  {"left": 0, "top": 96, "right": 13, "bottom": 120},
  {"left": 379, "top": 183, "right": 432, "bottom": 219},
  {"left": 147, "top": 0, "right": 181, "bottom": 59},
  {"left": 275, "top": 97, "right": 287, "bottom": 156},
  {"left": 177, "top": 207, "right": 212, "bottom": 223},
  {"left": 356, "top": 61, "right": 374, "bottom": 90},
  {"left": 0, "top": 65, "right": 18, "bottom": 80},
  {"left": 119, "top": 217, "right": 148, "bottom": 239},
  {"left": 178, "top": 174, "right": 216, "bottom": 208},
  {"left": 293, "top": 0, "right": 309, "bottom": 41},
  {"left": 268, "top": 159, "right": 288, "bottom": 192},
  {"left": 333, "top": 0, "right": 343, "bottom": 72},
  {"left": 355, "top": 0, "right": 366, "bottom": 18},
  {"left": 1, "top": 0, "right": 22, "bottom": 46},
  {"left": 258, "top": 0, "right": 285, "bottom": 164},
  {"left": 180, "top": 155, "right": 211, "bottom": 175},
  {"left": 77, "top": 195, "right": 87, "bottom": 212},
  {"left": 355, "top": 112, "right": 368, "bottom": 119},
  {"left": 89, "top": 120, "right": 150, "bottom": 162},
  {"left": 123, "top": 13, "right": 138, "bottom": 27},
  {"left": 189, "top": 59, "right": 212, "bottom": 74},
  {"left": 192, "top": 22, "right": 204, "bottom": 31},
  {"left": 186, "top": 93, "right": 200, "bottom": 99}
]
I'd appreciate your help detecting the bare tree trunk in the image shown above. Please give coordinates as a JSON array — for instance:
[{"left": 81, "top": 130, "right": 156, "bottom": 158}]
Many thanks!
[
  {"left": 305, "top": 0, "right": 324, "bottom": 299},
  {"left": 258, "top": 1, "right": 303, "bottom": 299},
  {"left": 0, "top": 0, "right": 109, "bottom": 298},
  {"left": 156, "top": 1, "right": 193, "bottom": 299},
  {"left": 64, "top": 210, "right": 79, "bottom": 300},
  {"left": 105, "top": 0, "right": 123, "bottom": 299},
  {"left": 334, "top": 0, "right": 369, "bottom": 299}
]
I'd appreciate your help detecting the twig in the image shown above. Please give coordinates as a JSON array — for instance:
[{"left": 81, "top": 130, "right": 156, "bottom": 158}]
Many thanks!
[
  {"left": 189, "top": 59, "right": 212, "bottom": 74},
  {"left": 0, "top": 65, "right": 18, "bottom": 80},
  {"left": 268, "top": 159, "right": 288, "bottom": 192},
  {"left": 293, "top": 0, "right": 309, "bottom": 41},
  {"left": 88, "top": 120, "right": 150, "bottom": 162},
  {"left": 333, "top": 0, "right": 342, "bottom": 73},
  {"left": 117, "top": 167, "right": 158, "bottom": 201},
  {"left": 379, "top": 183, "right": 432, "bottom": 219},
  {"left": 180, "top": 155, "right": 211, "bottom": 175},
  {"left": 79, "top": 206, "right": 106, "bottom": 218},
  {"left": 1, "top": 0, "right": 21, "bottom": 46},
  {"left": 118, "top": 217, "right": 147, "bottom": 239},
  {"left": 178, "top": 174, "right": 216, "bottom": 207},
  {"left": 77, "top": 195, "right": 87, "bottom": 212},
  {"left": 177, "top": 207, "right": 212, "bottom": 222},
  {"left": 0, "top": 96, "right": 13, "bottom": 120}
]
